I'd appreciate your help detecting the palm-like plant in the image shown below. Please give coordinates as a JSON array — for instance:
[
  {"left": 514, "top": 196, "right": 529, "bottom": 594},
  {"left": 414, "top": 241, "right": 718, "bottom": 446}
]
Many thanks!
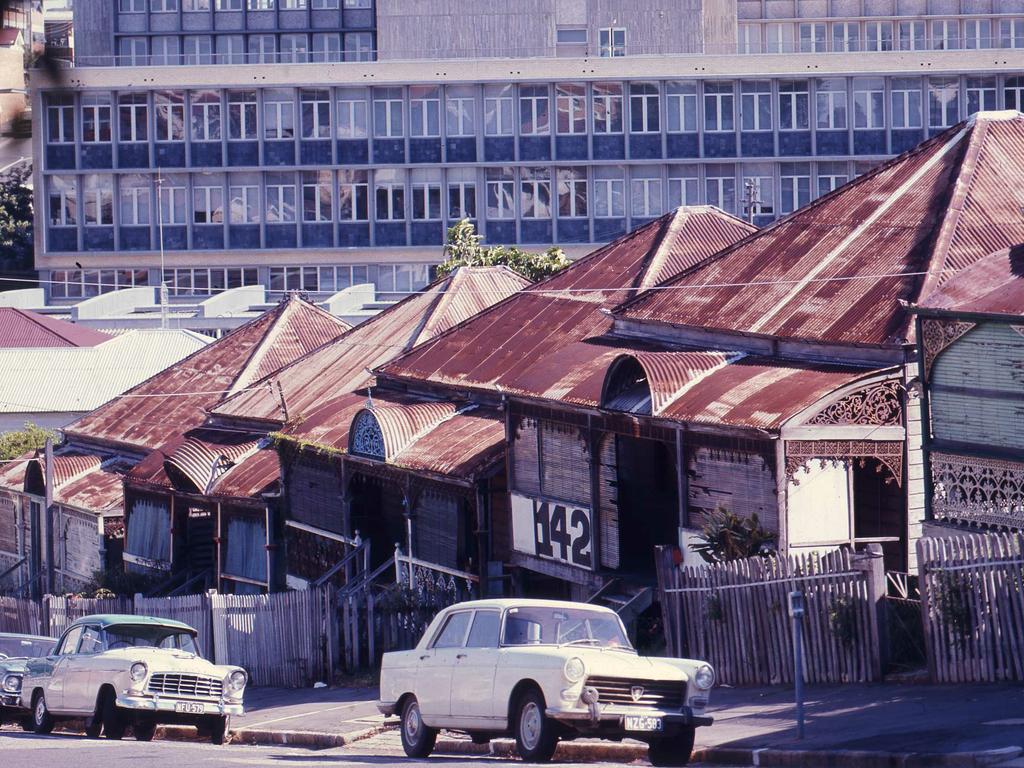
[{"left": 690, "top": 506, "right": 777, "bottom": 564}]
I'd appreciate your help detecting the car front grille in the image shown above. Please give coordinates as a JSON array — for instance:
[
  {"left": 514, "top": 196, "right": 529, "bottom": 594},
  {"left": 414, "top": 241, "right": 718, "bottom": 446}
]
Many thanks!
[
  {"left": 147, "top": 672, "right": 223, "bottom": 700},
  {"left": 585, "top": 676, "right": 684, "bottom": 710}
]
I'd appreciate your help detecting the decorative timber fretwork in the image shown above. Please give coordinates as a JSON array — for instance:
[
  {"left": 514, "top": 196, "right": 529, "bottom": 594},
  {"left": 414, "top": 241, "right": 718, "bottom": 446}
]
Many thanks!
[
  {"left": 808, "top": 380, "right": 903, "bottom": 426},
  {"left": 921, "top": 318, "right": 976, "bottom": 378},
  {"left": 785, "top": 440, "right": 903, "bottom": 486},
  {"left": 350, "top": 411, "right": 385, "bottom": 459},
  {"left": 930, "top": 451, "right": 1024, "bottom": 530}
]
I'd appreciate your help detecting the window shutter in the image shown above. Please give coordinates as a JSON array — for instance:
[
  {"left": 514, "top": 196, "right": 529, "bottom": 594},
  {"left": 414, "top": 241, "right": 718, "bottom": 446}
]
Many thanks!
[
  {"left": 414, "top": 491, "right": 459, "bottom": 568},
  {"left": 512, "top": 417, "right": 541, "bottom": 495},
  {"left": 539, "top": 422, "right": 589, "bottom": 505}
]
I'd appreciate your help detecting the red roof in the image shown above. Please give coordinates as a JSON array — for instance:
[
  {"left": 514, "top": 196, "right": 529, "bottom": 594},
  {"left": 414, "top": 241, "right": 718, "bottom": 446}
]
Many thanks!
[
  {"left": 211, "top": 266, "right": 529, "bottom": 426},
  {"left": 278, "top": 391, "right": 504, "bottom": 480},
  {"left": 615, "top": 112, "right": 1024, "bottom": 347},
  {"left": 919, "top": 243, "right": 1024, "bottom": 317},
  {"left": 379, "top": 207, "right": 755, "bottom": 397},
  {"left": 63, "top": 296, "right": 347, "bottom": 452},
  {"left": 0, "top": 308, "right": 111, "bottom": 348}
]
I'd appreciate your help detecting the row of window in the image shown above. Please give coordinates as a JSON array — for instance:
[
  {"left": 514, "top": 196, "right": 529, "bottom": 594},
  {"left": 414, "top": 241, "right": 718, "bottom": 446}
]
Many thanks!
[
  {"left": 737, "top": 16, "right": 1024, "bottom": 54},
  {"left": 118, "top": 0, "right": 369, "bottom": 12},
  {"left": 114, "top": 31, "right": 375, "bottom": 65},
  {"left": 47, "top": 264, "right": 432, "bottom": 299},
  {"left": 44, "top": 160, "right": 878, "bottom": 230},
  {"left": 47, "top": 76, "right": 1024, "bottom": 148}
]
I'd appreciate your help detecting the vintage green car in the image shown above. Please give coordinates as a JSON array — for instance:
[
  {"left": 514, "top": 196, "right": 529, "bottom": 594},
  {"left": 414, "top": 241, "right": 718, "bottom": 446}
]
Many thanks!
[
  {"left": 22, "top": 614, "right": 247, "bottom": 743},
  {"left": 0, "top": 633, "right": 56, "bottom": 729}
]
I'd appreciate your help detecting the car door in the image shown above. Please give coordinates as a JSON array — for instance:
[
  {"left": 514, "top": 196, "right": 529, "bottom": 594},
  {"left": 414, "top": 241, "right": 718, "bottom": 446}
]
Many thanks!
[
  {"left": 44, "top": 626, "right": 82, "bottom": 713},
  {"left": 449, "top": 609, "right": 502, "bottom": 724},
  {"left": 415, "top": 610, "right": 472, "bottom": 724},
  {"left": 63, "top": 625, "right": 103, "bottom": 713}
]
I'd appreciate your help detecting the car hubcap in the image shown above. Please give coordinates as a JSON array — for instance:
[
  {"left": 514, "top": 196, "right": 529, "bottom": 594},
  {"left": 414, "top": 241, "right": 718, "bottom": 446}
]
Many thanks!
[
  {"left": 520, "top": 702, "right": 541, "bottom": 751},
  {"left": 35, "top": 699, "right": 45, "bottom": 723},
  {"left": 405, "top": 703, "right": 420, "bottom": 739}
]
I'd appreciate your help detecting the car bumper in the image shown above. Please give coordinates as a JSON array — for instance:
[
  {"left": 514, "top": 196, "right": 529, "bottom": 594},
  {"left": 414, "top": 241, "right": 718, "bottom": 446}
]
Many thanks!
[
  {"left": 116, "top": 693, "right": 244, "bottom": 717},
  {"left": 546, "top": 705, "right": 713, "bottom": 732},
  {"left": 1, "top": 694, "right": 23, "bottom": 708}
]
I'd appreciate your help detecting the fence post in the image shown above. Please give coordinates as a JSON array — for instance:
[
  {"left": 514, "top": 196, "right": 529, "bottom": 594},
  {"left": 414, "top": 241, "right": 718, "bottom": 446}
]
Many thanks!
[
  {"left": 852, "top": 543, "right": 887, "bottom": 680},
  {"left": 208, "top": 589, "right": 227, "bottom": 665}
]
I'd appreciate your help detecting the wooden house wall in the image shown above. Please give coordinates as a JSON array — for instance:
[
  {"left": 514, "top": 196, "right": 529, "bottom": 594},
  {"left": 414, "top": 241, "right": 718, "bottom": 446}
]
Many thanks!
[
  {"left": 490, "top": 472, "right": 512, "bottom": 562},
  {"left": 905, "top": 360, "right": 925, "bottom": 572},
  {"left": 54, "top": 505, "right": 102, "bottom": 593},
  {"left": 687, "top": 436, "right": 778, "bottom": 531},
  {"left": 597, "top": 433, "right": 619, "bottom": 569},
  {"left": 930, "top": 323, "right": 1024, "bottom": 451},
  {"left": 285, "top": 452, "right": 345, "bottom": 536},
  {"left": 0, "top": 492, "right": 25, "bottom": 589}
]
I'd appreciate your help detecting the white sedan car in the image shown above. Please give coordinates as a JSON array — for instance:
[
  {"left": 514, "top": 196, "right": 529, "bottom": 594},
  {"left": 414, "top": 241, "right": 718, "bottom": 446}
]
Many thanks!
[
  {"left": 378, "top": 598, "right": 714, "bottom": 765},
  {"left": 22, "top": 614, "right": 247, "bottom": 743}
]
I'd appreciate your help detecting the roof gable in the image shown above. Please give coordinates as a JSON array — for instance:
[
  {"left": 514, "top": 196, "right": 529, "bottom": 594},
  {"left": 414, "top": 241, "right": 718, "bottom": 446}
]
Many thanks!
[
  {"left": 63, "top": 296, "right": 345, "bottom": 452},
  {"left": 0, "top": 307, "right": 112, "bottom": 349}
]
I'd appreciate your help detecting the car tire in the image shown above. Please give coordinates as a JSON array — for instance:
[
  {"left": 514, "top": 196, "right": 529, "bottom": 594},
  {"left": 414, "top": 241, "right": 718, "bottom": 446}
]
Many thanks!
[
  {"left": 100, "top": 689, "right": 126, "bottom": 740},
  {"left": 32, "top": 692, "right": 55, "bottom": 735},
  {"left": 133, "top": 718, "right": 157, "bottom": 742},
  {"left": 514, "top": 689, "right": 558, "bottom": 763},
  {"left": 206, "top": 715, "right": 228, "bottom": 745},
  {"left": 647, "top": 727, "right": 696, "bottom": 767},
  {"left": 399, "top": 697, "right": 436, "bottom": 758},
  {"left": 20, "top": 716, "right": 34, "bottom": 732}
]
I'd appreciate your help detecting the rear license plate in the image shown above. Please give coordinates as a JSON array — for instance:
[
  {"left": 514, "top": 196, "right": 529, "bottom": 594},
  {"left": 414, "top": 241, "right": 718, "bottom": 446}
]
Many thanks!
[
  {"left": 624, "top": 715, "right": 663, "bottom": 732},
  {"left": 174, "top": 702, "right": 205, "bottom": 715}
]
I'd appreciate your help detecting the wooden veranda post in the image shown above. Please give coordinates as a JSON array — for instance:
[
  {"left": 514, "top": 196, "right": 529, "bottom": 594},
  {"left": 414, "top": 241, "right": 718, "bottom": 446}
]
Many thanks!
[{"left": 852, "top": 543, "right": 887, "bottom": 679}]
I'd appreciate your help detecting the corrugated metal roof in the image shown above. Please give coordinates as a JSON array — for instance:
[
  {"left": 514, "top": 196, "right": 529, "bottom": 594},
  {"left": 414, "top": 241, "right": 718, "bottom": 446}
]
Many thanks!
[
  {"left": 616, "top": 112, "right": 1024, "bottom": 346},
  {"left": 380, "top": 208, "right": 754, "bottom": 398},
  {"left": 163, "top": 429, "right": 259, "bottom": 493},
  {"left": 389, "top": 407, "right": 505, "bottom": 478},
  {"left": 0, "top": 446, "right": 132, "bottom": 515},
  {"left": 55, "top": 458, "right": 134, "bottom": 514},
  {"left": 0, "top": 329, "right": 209, "bottom": 414},
  {"left": 211, "top": 266, "right": 528, "bottom": 426},
  {"left": 64, "top": 296, "right": 342, "bottom": 452},
  {"left": 362, "top": 401, "right": 458, "bottom": 460},
  {"left": 920, "top": 243, "right": 1024, "bottom": 316},
  {"left": 0, "top": 308, "right": 112, "bottom": 348},
  {"left": 211, "top": 448, "right": 280, "bottom": 499}
]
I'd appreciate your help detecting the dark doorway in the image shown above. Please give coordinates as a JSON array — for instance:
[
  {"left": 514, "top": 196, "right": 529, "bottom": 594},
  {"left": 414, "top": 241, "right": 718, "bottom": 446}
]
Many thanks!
[
  {"left": 182, "top": 504, "right": 216, "bottom": 577},
  {"left": 348, "top": 474, "right": 406, "bottom": 569},
  {"left": 615, "top": 436, "right": 679, "bottom": 577},
  {"left": 853, "top": 459, "right": 906, "bottom": 572}
]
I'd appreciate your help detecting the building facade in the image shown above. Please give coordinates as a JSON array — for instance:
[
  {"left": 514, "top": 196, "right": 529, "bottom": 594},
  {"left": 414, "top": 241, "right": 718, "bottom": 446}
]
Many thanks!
[{"left": 31, "top": 0, "right": 1024, "bottom": 302}]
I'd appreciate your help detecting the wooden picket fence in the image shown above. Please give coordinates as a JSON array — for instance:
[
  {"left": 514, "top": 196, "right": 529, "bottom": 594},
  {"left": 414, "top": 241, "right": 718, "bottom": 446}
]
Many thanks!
[
  {"left": 45, "top": 594, "right": 133, "bottom": 638},
  {"left": 917, "top": 533, "right": 1024, "bottom": 683},
  {"left": 210, "top": 586, "right": 335, "bottom": 688},
  {"left": 0, "top": 595, "right": 44, "bottom": 635},
  {"left": 655, "top": 546, "right": 881, "bottom": 685}
]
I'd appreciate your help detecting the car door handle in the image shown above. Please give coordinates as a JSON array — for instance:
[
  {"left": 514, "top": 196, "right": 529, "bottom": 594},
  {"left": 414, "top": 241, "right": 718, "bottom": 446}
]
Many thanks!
[
  {"left": 456, "top": 653, "right": 468, "bottom": 659},
  {"left": 419, "top": 654, "right": 430, "bottom": 660}
]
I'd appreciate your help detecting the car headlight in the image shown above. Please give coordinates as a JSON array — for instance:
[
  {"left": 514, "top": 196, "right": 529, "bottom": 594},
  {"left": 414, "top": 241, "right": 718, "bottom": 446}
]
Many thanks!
[
  {"left": 693, "top": 664, "right": 715, "bottom": 690},
  {"left": 563, "top": 656, "right": 585, "bottom": 683},
  {"left": 226, "top": 669, "right": 247, "bottom": 693},
  {"left": 2, "top": 673, "right": 22, "bottom": 693},
  {"left": 129, "top": 662, "right": 148, "bottom": 682}
]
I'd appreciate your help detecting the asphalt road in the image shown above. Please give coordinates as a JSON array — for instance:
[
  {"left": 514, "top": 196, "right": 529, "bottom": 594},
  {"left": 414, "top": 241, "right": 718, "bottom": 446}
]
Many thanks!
[{"left": 0, "top": 729, "right": 746, "bottom": 768}]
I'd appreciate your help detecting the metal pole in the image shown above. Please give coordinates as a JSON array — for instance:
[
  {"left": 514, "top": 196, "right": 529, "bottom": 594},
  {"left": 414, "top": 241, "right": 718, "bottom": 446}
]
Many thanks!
[
  {"left": 790, "top": 589, "right": 805, "bottom": 740},
  {"left": 156, "top": 167, "right": 168, "bottom": 329}
]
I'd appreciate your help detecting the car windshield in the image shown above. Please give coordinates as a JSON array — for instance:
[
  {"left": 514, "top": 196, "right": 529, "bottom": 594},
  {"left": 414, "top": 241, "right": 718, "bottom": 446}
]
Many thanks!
[
  {"left": 103, "top": 625, "right": 199, "bottom": 654},
  {"left": 0, "top": 636, "right": 53, "bottom": 658},
  {"left": 502, "top": 606, "right": 632, "bottom": 649}
]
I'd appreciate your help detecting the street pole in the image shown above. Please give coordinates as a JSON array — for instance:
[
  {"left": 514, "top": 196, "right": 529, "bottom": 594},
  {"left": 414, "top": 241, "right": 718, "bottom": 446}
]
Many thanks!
[
  {"left": 156, "top": 167, "right": 168, "bottom": 329},
  {"left": 789, "top": 590, "right": 805, "bottom": 740}
]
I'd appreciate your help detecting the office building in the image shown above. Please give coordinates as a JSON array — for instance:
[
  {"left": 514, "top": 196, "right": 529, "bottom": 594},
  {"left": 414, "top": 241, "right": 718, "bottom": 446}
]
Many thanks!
[{"left": 31, "top": 0, "right": 1024, "bottom": 302}]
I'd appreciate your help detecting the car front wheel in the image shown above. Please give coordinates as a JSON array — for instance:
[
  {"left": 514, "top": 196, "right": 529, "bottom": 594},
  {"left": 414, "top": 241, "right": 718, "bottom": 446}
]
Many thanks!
[
  {"left": 514, "top": 689, "right": 558, "bottom": 763},
  {"left": 399, "top": 697, "right": 437, "bottom": 758},
  {"left": 134, "top": 718, "right": 157, "bottom": 741},
  {"left": 32, "top": 692, "right": 55, "bottom": 734},
  {"left": 647, "top": 727, "right": 696, "bottom": 767},
  {"left": 100, "top": 689, "right": 126, "bottom": 740}
]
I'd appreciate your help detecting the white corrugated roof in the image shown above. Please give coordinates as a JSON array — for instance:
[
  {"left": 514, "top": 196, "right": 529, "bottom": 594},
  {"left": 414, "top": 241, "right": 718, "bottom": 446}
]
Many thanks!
[{"left": 0, "top": 329, "right": 211, "bottom": 413}]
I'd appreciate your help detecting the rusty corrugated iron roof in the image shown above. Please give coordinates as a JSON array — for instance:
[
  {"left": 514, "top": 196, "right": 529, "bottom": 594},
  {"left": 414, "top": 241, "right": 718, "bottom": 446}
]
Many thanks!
[
  {"left": 919, "top": 243, "right": 1024, "bottom": 317},
  {"left": 55, "top": 458, "right": 135, "bottom": 514},
  {"left": 387, "top": 406, "right": 505, "bottom": 478},
  {"left": 356, "top": 401, "right": 458, "bottom": 460},
  {"left": 63, "top": 295, "right": 346, "bottom": 452},
  {"left": 0, "top": 308, "right": 111, "bottom": 348},
  {"left": 211, "top": 266, "right": 528, "bottom": 426},
  {"left": 163, "top": 429, "right": 260, "bottom": 493},
  {"left": 616, "top": 111, "right": 1024, "bottom": 346},
  {"left": 379, "top": 208, "right": 754, "bottom": 398}
]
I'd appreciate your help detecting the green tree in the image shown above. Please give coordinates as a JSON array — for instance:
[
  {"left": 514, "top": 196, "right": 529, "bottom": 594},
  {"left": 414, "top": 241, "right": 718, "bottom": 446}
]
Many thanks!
[
  {"left": 0, "top": 164, "right": 33, "bottom": 275},
  {"left": 436, "top": 219, "right": 571, "bottom": 282},
  {"left": 0, "top": 422, "right": 55, "bottom": 461},
  {"left": 690, "top": 506, "right": 777, "bottom": 564}
]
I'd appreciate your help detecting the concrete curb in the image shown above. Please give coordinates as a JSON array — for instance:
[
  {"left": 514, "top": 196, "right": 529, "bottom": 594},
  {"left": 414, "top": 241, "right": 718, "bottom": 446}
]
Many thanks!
[
  {"left": 155, "top": 722, "right": 393, "bottom": 749},
  {"left": 433, "top": 737, "right": 1024, "bottom": 767}
]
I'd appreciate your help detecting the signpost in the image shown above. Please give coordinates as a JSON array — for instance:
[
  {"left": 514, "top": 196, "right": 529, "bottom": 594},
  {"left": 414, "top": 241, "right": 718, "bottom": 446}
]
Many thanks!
[{"left": 789, "top": 590, "right": 806, "bottom": 740}]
